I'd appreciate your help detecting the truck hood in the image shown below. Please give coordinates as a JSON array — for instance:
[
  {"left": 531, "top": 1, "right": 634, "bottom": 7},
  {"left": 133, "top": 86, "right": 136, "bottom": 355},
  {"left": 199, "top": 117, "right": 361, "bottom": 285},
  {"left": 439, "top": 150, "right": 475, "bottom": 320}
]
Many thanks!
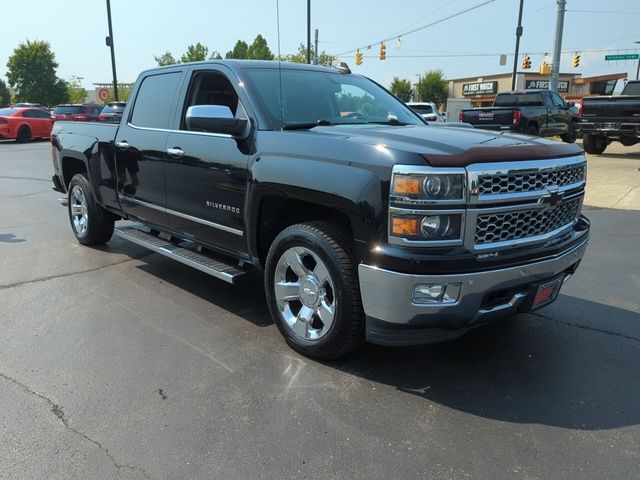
[{"left": 308, "top": 124, "right": 582, "bottom": 167}]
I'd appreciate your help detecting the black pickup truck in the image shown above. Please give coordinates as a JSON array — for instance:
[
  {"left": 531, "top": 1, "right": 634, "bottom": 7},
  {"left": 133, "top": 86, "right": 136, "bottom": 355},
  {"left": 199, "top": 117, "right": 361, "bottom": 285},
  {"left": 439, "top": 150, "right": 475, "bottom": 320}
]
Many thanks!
[
  {"left": 460, "top": 90, "right": 579, "bottom": 142},
  {"left": 51, "top": 61, "right": 590, "bottom": 359},
  {"left": 578, "top": 80, "right": 640, "bottom": 154}
]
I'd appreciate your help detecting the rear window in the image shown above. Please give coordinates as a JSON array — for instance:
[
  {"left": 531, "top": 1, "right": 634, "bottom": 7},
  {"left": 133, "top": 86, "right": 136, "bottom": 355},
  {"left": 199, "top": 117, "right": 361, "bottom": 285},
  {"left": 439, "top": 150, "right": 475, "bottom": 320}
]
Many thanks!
[
  {"left": 494, "top": 93, "right": 544, "bottom": 107},
  {"left": 102, "top": 104, "right": 126, "bottom": 114},
  {"left": 130, "top": 72, "right": 181, "bottom": 128},
  {"left": 0, "top": 108, "right": 17, "bottom": 116},
  {"left": 53, "top": 106, "right": 84, "bottom": 115},
  {"left": 410, "top": 105, "right": 434, "bottom": 115},
  {"left": 622, "top": 82, "right": 640, "bottom": 95}
]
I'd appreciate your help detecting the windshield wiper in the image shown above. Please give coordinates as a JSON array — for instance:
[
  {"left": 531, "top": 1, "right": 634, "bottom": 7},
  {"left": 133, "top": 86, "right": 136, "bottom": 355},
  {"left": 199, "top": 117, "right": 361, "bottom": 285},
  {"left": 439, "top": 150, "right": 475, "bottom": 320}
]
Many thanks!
[
  {"left": 282, "top": 119, "right": 333, "bottom": 130},
  {"left": 366, "top": 118, "right": 410, "bottom": 126}
]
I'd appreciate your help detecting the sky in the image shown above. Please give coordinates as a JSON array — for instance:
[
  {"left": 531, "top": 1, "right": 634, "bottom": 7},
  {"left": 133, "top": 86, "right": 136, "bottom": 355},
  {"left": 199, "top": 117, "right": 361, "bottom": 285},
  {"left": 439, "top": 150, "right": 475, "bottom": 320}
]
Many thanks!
[{"left": 1, "top": 0, "right": 639, "bottom": 91}]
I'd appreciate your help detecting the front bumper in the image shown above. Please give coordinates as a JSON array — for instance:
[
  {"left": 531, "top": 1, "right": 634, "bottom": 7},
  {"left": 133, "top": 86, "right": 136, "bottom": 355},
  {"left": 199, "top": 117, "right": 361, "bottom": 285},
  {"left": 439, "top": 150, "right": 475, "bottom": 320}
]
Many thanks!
[{"left": 359, "top": 237, "right": 588, "bottom": 346}]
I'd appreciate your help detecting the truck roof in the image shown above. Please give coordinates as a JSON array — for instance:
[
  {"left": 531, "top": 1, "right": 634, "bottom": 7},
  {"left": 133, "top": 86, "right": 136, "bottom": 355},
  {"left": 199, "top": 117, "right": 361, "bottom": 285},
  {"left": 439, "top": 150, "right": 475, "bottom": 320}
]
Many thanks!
[{"left": 147, "top": 59, "right": 343, "bottom": 76}]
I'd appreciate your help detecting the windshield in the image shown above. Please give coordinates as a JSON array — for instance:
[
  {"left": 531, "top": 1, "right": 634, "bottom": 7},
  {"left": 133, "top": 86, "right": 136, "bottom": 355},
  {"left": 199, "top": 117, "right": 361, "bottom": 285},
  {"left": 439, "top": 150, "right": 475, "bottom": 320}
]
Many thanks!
[
  {"left": 622, "top": 82, "right": 640, "bottom": 95},
  {"left": 0, "top": 108, "right": 17, "bottom": 116},
  {"left": 244, "top": 68, "right": 424, "bottom": 128}
]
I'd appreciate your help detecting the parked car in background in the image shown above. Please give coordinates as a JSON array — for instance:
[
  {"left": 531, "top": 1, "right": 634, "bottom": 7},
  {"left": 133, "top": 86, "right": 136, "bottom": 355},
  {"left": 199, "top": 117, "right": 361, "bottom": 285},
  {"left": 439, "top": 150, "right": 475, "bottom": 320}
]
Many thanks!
[
  {"left": 578, "top": 80, "right": 640, "bottom": 154},
  {"left": 52, "top": 104, "right": 102, "bottom": 122},
  {"left": 0, "top": 107, "right": 53, "bottom": 142},
  {"left": 406, "top": 102, "right": 443, "bottom": 122},
  {"left": 460, "top": 90, "right": 578, "bottom": 143},
  {"left": 13, "top": 102, "right": 48, "bottom": 111},
  {"left": 99, "top": 101, "right": 126, "bottom": 123}
]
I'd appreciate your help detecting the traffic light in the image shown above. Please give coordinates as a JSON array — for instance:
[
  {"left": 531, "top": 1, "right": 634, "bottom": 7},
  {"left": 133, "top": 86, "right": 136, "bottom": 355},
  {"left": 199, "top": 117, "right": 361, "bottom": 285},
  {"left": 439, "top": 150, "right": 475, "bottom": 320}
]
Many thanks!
[
  {"left": 572, "top": 53, "right": 580, "bottom": 68},
  {"left": 539, "top": 62, "right": 552, "bottom": 75},
  {"left": 522, "top": 55, "right": 531, "bottom": 69},
  {"left": 379, "top": 42, "right": 386, "bottom": 61},
  {"left": 355, "top": 50, "right": 363, "bottom": 66}
]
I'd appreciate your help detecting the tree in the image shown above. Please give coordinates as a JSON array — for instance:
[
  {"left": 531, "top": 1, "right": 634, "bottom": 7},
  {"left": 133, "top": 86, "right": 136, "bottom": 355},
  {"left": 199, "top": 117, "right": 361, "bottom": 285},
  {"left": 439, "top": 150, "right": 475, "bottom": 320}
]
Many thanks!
[
  {"left": 285, "top": 43, "right": 336, "bottom": 67},
  {"left": 246, "top": 35, "right": 274, "bottom": 60},
  {"left": 0, "top": 79, "right": 10, "bottom": 107},
  {"left": 154, "top": 51, "right": 177, "bottom": 66},
  {"left": 209, "top": 51, "right": 223, "bottom": 60},
  {"left": 180, "top": 42, "right": 209, "bottom": 63},
  {"left": 104, "top": 84, "right": 133, "bottom": 104},
  {"left": 67, "top": 76, "right": 87, "bottom": 104},
  {"left": 6, "top": 39, "right": 69, "bottom": 106},
  {"left": 390, "top": 77, "right": 413, "bottom": 102},
  {"left": 225, "top": 40, "right": 248, "bottom": 59},
  {"left": 416, "top": 69, "right": 448, "bottom": 107}
]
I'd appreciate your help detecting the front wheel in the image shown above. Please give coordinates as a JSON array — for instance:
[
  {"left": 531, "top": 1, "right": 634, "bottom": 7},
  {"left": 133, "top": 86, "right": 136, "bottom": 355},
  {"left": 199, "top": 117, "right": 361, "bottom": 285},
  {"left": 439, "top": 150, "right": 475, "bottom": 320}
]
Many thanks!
[
  {"left": 264, "top": 222, "right": 364, "bottom": 359},
  {"left": 16, "top": 126, "right": 31, "bottom": 143},
  {"left": 582, "top": 133, "right": 607, "bottom": 154},
  {"left": 561, "top": 122, "right": 577, "bottom": 143},
  {"left": 68, "top": 174, "right": 114, "bottom": 245}
]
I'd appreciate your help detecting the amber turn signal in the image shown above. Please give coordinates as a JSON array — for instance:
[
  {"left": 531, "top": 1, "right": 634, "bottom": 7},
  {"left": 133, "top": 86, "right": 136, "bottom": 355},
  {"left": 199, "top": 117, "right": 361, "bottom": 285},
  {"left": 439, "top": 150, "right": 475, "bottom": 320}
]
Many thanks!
[
  {"left": 391, "top": 216, "right": 419, "bottom": 236},
  {"left": 393, "top": 176, "right": 422, "bottom": 196}
]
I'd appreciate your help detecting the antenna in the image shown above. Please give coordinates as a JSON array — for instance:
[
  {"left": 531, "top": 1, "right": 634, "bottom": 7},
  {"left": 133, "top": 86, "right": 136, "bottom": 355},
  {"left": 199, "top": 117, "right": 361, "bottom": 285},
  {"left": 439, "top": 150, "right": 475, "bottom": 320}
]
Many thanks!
[{"left": 276, "top": 0, "right": 284, "bottom": 129}]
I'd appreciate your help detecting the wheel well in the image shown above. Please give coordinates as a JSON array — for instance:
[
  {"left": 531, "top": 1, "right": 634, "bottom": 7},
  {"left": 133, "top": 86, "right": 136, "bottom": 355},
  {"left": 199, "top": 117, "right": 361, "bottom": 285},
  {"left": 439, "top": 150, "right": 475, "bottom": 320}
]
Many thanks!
[
  {"left": 257, "top": 196, "right": 353, "bottom": 265},
  {"left": 62, "top": 157, "right": 87, "bottom": 188},
  {"left": 527, "top": 121, "right": 538, "bottom": 131}
]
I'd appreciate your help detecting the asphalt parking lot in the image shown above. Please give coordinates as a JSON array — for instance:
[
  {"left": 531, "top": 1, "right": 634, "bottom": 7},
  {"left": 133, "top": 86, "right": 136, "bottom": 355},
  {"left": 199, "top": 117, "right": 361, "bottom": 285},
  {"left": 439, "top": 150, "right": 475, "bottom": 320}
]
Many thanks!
[{"left": 1, "top": 139, "right": 639, "bottom": 479}]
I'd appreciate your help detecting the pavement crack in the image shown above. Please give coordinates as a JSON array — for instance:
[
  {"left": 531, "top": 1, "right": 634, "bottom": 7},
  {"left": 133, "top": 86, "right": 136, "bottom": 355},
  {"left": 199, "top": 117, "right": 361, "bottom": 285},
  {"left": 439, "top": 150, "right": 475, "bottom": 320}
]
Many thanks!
[
  {"left": 530, "top": 312, "right": 640, "bottom": 342},
  {"left": 0, "top": 253, "right": 154, "bottom": 291},
  {"left": 0, "top": 372, "right": 156, "bottom": 480},
  {"left": 612, "top": 184, "right": 640, "bottom": 208}
]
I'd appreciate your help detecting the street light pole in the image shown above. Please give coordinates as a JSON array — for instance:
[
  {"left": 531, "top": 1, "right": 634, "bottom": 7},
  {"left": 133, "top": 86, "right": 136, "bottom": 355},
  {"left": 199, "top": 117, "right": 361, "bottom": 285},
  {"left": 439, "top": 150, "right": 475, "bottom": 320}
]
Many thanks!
[
  {"left": 511, "top": 0, "right": 524, "bottom": 90},
  {"left": 635, "top": 41, "right": 640, "bottom": 80},
  {"left": 549, "top": 0, "right": 566, "bottom": 91},
  {"left": 306, "top": 0, "right": 311, "bottom": 64},
  {"left": 105, "top": 0, "right": 119, "bottom": 101}
]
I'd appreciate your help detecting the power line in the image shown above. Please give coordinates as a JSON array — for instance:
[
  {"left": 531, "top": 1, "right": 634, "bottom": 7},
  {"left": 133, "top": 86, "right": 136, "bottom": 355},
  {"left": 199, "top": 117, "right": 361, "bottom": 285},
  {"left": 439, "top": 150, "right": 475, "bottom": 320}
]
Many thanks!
[
  {"left": 566, "top": 10, "right": 640, "bottom": 14},
  {"left": 335, "top": 0, "right": 496, "bottom": 57}
]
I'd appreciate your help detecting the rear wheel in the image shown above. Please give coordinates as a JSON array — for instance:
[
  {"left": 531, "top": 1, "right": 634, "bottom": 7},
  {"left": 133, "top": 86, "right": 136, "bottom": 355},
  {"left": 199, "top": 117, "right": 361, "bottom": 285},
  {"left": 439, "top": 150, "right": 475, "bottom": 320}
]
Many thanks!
[
  {"left": 16, "top": 126, "right": 31, "bottom": 143},
  {"left": 526, "top": 124, "right": 538, "bottom": 136},
  {"left": 68, "top": 174, "right": 114, "bottom": 245},
  {"left": 264, "top": 222, "right": 364, "bottom": 359},
  {"left": 582, "top": 133, "right": 607, "bottom": 154}
]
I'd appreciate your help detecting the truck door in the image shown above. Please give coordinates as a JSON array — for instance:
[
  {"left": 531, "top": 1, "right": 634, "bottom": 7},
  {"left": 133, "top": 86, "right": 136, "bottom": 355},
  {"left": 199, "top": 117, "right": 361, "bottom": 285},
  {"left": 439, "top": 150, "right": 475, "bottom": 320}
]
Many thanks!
[
  {"left": 114, "top": 70, "right": 183, "bottom": 228},
  {"left": 549, "top": 91, "right": 570, "bottom": 136},
  {"left": 164, "top": 67, "right": 251, "bottom": 255}
]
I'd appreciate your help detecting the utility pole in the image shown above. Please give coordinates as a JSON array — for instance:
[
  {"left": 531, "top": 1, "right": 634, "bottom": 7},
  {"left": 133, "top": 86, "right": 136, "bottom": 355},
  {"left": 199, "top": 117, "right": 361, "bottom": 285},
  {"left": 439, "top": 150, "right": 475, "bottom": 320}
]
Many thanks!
[
  {"left": 511, "top": 0, "right": 524, "bottom": 90},
  {"left": 306, "top": 0, "right": 311, "bottom": 64},
  {"left": 549, "top": 0, "right": 566, "bottom": 91},
  {"left": 635, "top": 41, "right": 640, "bottom": 80},
  {"left": 105, "top": 0, "right": 119, "bottom": 101},
  {"left": 314, "top": 29, "right": 319, "bottom": 65}
]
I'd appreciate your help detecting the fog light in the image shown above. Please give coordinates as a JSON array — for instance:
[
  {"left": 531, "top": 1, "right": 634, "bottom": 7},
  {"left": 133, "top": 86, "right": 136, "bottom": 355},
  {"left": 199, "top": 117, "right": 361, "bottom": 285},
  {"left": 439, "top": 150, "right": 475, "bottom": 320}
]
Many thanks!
[{"left": 413, "top": 283, "right": 461, "bottom": 304}]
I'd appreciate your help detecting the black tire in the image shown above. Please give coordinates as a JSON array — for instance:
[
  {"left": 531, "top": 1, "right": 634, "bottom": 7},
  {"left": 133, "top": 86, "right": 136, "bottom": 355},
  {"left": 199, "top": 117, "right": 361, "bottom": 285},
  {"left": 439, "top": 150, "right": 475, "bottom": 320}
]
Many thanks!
[
  {"left": 67, "top": 173, "right": 114, "bottom": 245},
  {"left": 16, "top": 126, "right": 31, "bottom": 143},
  {"left": 264, "top": 222, "right": 364, "bottom": 359},
  {"left": 582, "top": 133, "right": 607, "bottom": 155},
  {"left": 561, "top": 121, "right": 577, "bottom": 143},
  {"left": 526, "top": 124, "right": 538, "bottom": 136}
]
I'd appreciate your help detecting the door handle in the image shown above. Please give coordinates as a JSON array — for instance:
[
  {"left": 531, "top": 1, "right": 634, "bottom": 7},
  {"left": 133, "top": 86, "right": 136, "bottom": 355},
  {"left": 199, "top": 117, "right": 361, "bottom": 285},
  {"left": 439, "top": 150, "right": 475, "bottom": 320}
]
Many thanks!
[
  {"left": 166, "top": 147, "right": 184, "bottom": 158},
  {"left": 116, "top": 141, "right": 130, "bottom": 150}
]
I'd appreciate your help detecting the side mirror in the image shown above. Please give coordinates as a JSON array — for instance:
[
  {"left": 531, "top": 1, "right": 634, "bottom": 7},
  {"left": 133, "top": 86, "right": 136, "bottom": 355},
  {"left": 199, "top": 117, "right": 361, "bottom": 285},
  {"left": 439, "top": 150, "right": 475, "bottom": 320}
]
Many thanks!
[{"left": 185, "top": 105, "right": 248, "bottom": 137}]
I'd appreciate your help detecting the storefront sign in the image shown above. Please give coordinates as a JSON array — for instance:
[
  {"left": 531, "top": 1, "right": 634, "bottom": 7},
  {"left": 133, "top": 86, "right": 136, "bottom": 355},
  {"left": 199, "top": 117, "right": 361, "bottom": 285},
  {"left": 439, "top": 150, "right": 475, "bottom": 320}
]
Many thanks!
[
  {"left": 462, "top": 81, "right": 498, "bottom": 96},
  {"left": 525, "top": 80, "right": 570, "bottom": 92}
]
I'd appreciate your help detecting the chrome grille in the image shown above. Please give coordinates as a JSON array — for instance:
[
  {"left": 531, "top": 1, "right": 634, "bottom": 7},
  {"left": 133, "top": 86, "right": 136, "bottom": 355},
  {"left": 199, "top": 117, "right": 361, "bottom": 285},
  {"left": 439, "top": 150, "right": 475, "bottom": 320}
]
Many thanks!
[
  {"left": 477, "top": 164, "right": 585, "bottom": 195},
  {"left": 475, "top": 198, "right": 580, "bottom": 245}
]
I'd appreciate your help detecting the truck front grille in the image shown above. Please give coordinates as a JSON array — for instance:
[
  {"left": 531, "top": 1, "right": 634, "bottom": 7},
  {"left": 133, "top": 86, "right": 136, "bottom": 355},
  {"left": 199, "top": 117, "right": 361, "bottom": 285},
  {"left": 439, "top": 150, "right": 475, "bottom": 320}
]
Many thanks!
[
  {"left": 474, "top": 197, "right": 581, "bottom": 245},
  {"left": 477, "top": 164, "right": 585, "bottom": 195}
]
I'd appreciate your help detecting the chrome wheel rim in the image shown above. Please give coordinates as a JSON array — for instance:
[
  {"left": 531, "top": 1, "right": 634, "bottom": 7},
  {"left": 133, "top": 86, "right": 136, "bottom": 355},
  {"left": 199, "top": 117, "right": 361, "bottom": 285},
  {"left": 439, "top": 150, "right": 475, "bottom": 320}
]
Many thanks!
[
  {"left": 70, "top": 185, "right": 88, "bottom": 236},
  {"left": 274, "top": 246, "right": 336, "bottom": 341}
]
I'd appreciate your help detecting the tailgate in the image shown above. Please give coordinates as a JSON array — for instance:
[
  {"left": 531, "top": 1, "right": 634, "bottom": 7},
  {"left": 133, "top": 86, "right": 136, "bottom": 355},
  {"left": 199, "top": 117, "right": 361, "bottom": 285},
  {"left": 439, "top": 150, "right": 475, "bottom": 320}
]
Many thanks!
[
  {"left": 582, "top": 96, "right": 640, "bottom": 121},
  {"left": 461, "top": 108, "right": 515, "bottom": 127}
]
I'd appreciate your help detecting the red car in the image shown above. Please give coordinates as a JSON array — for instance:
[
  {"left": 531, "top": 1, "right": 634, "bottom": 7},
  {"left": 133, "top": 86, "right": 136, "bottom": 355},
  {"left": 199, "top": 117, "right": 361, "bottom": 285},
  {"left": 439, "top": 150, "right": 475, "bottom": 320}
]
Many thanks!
[
  {"left": 51, "top": 104, "right": 103, "bottom": 122},
  {"left": 0, "top": 107, "right": 54, "bottom": 142}
]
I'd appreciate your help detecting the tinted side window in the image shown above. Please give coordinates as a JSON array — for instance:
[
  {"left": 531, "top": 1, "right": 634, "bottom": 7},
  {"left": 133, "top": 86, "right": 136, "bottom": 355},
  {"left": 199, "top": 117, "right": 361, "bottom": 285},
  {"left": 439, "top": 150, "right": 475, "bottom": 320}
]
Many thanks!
[
  {"left": 23, "top": 110, "right": 36, "bottom": 118},
  {"left": 34, "top": 110, "right": 51, "bottom": 118},
  {"left": 551, "top": 92, "right": 565, "bottom": 107},
  {"left": 130, "top": 72, "right": 181, "bottom": 128}
]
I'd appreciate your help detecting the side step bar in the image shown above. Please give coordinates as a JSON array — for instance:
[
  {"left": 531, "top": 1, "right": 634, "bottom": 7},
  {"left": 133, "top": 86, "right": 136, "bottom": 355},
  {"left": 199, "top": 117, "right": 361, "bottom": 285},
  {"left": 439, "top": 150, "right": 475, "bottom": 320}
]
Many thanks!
[{"left": 115, "top": 225, "right": 247, "bottom": 284}]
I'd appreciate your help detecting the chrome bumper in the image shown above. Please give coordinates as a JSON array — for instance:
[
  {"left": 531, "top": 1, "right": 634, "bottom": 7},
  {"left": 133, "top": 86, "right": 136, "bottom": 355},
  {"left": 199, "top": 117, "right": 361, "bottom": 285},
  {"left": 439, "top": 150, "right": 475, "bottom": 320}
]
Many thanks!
[{"left": 358, "top": 238, "right": 588, "bottom": 344}]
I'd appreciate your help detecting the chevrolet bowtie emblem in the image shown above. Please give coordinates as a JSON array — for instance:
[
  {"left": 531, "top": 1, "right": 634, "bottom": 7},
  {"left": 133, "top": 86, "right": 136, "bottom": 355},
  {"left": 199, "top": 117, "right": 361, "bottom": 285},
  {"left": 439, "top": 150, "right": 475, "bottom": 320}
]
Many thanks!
[{"left": 540, "top": 185, "right": 564, "bottom": 208}]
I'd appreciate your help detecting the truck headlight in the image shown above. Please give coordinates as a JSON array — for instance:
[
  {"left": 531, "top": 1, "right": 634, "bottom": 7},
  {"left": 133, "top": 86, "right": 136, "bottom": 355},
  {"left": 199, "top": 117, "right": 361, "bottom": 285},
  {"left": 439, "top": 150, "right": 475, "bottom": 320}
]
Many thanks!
[
  {"left": 392, "top": 173, "right": 464, "bottom": 201},
  {"left": 391, "top": 213, "right": 463, "bottom": 242}
]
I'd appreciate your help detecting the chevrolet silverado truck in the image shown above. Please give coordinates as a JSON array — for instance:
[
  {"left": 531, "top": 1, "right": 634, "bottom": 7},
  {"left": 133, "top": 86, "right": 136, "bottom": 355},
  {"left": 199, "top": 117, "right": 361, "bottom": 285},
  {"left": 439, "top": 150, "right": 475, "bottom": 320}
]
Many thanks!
[
  {"left": 460, "top": 89, "right": 578, "bottom": 143},
  {"left": 51, "top": 61, "right": 590, "bottom": 359},
  {"left": 578, "top": 80, "right": 640, "bottom": 154}
]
